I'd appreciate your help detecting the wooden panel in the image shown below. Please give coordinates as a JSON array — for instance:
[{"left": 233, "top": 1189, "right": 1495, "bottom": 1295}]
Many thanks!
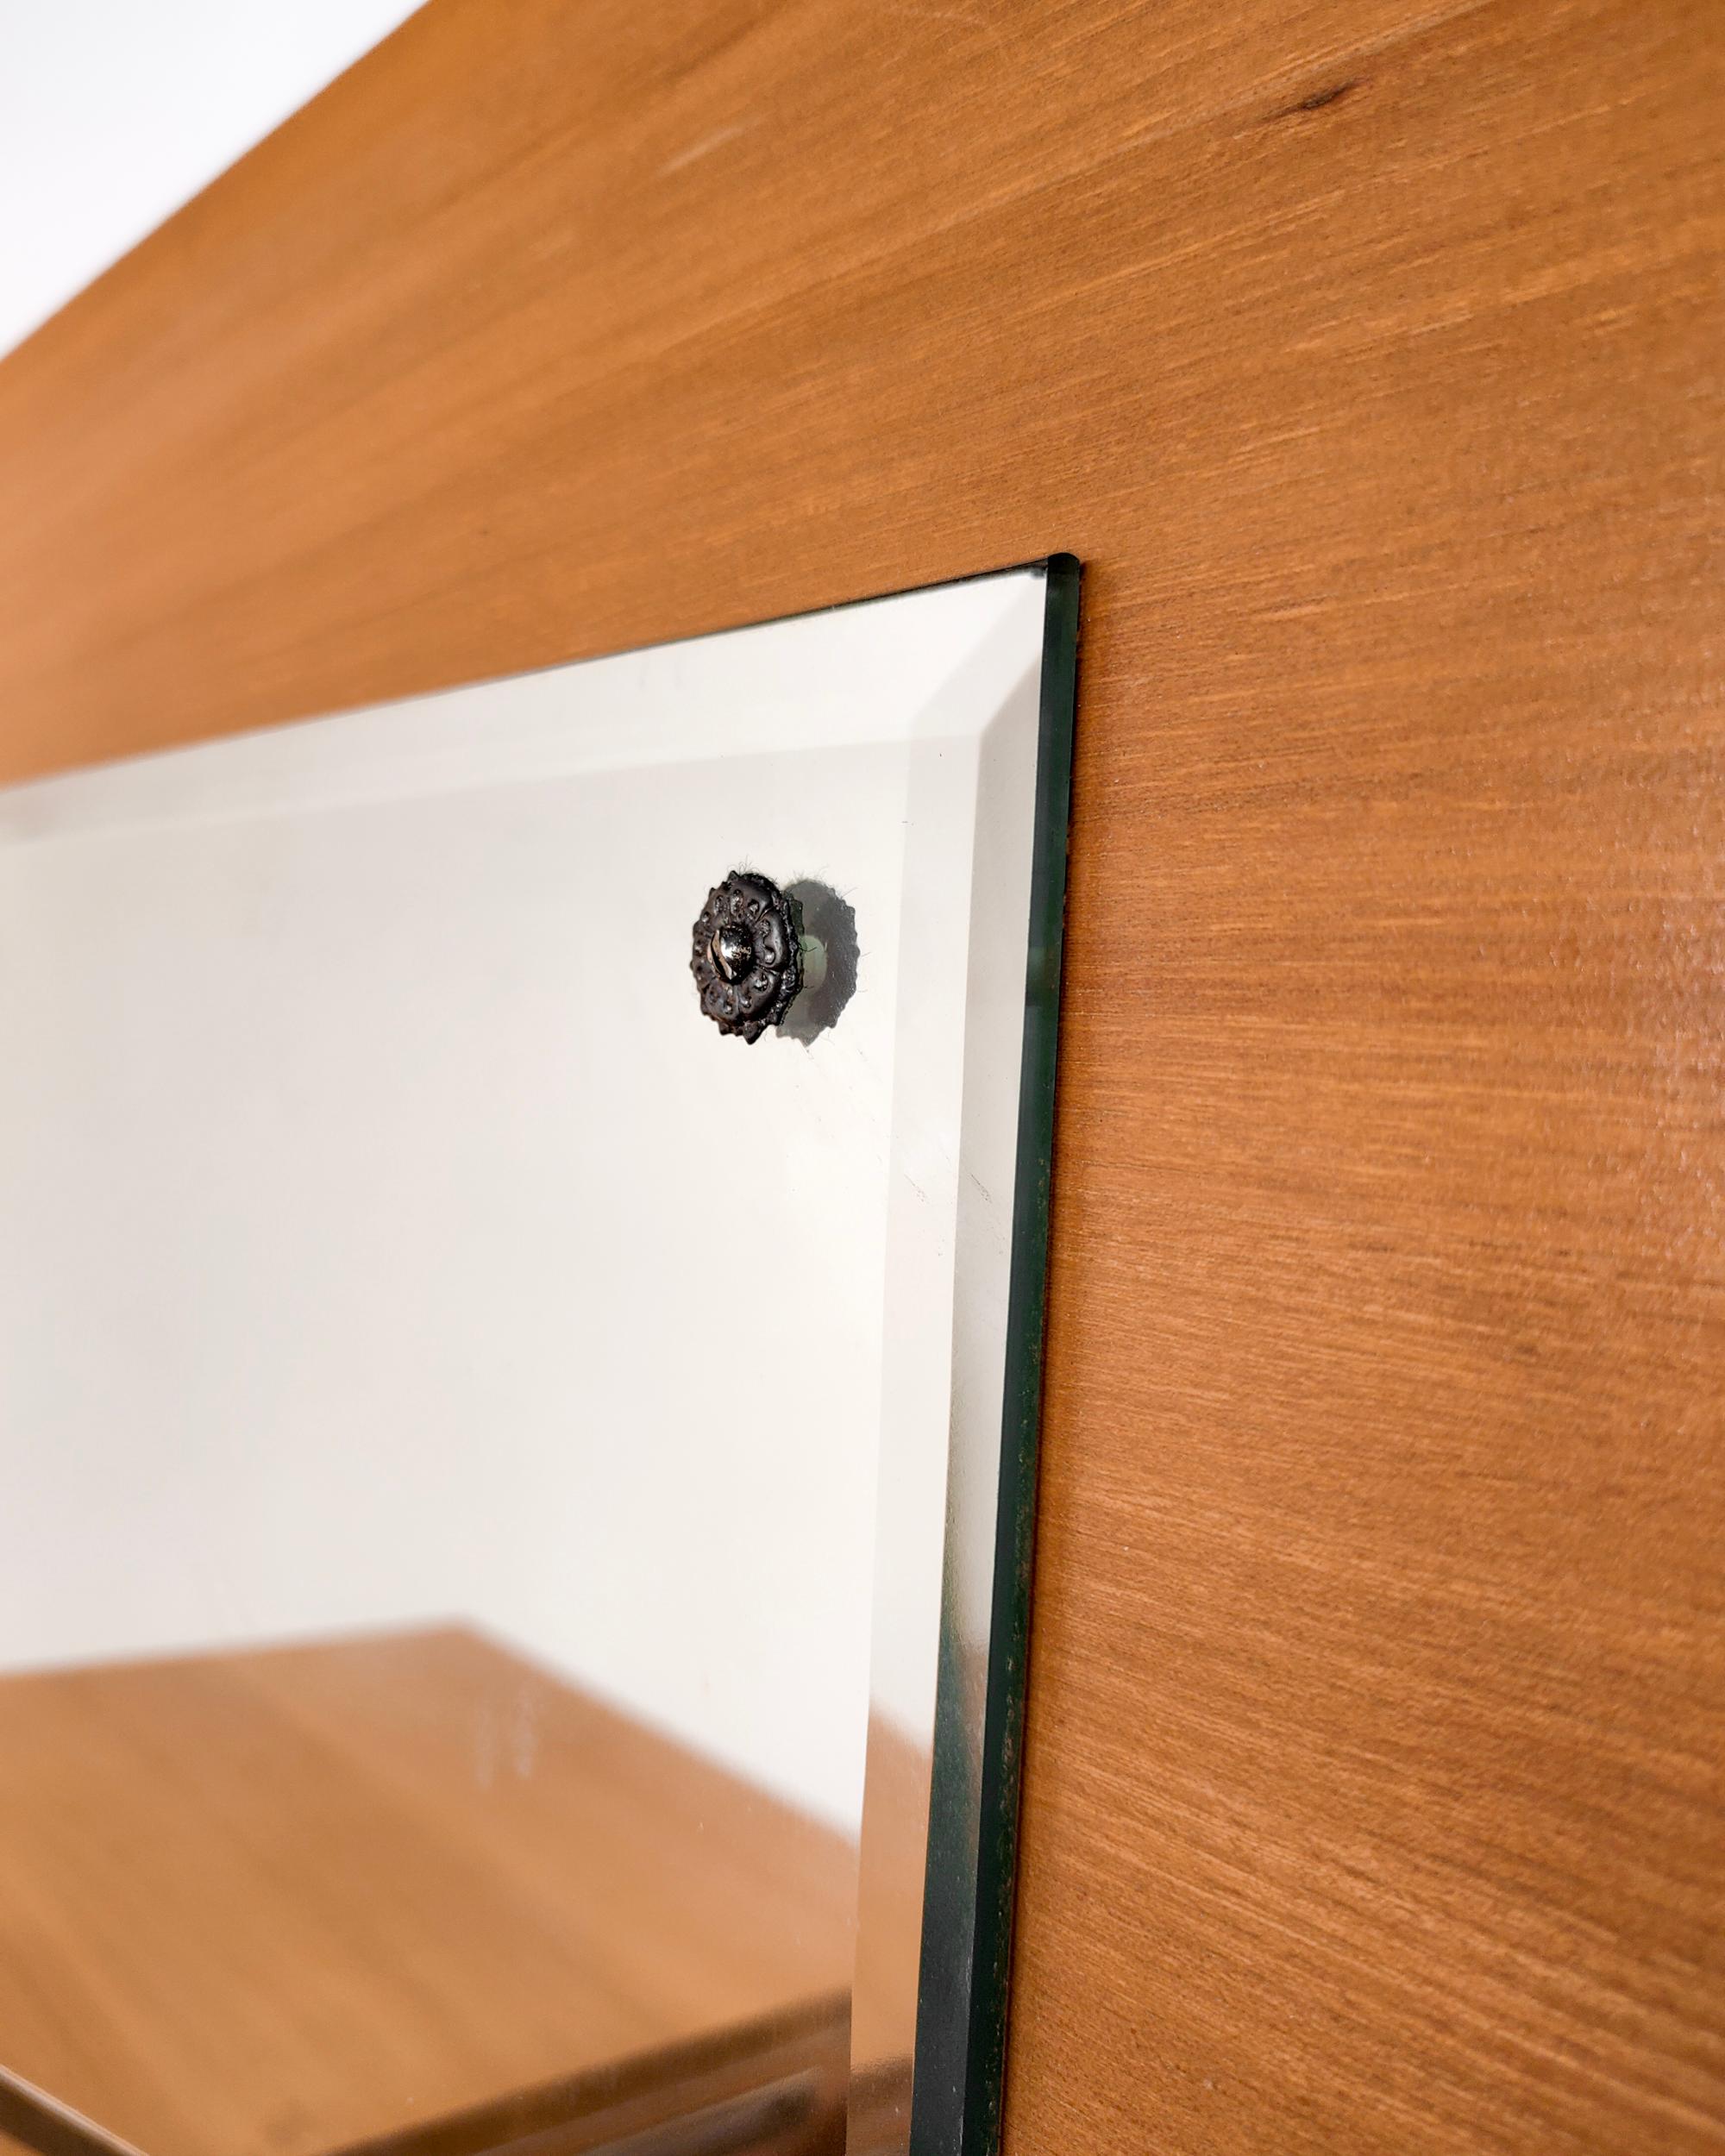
[
  {"left": 0, "top": 1632, "right": 851, "bottom": 2156},
  {"left": 0, "top": 3, "right": 1720, "bottom": 2153}
]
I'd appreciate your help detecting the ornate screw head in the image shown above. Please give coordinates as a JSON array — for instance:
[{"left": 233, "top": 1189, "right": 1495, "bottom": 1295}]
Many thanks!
[{"left": 692, "top": 871, "right": 804, "bottom": 1042}]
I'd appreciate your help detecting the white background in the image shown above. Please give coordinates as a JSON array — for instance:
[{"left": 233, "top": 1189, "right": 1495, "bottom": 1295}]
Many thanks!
[{"left": 0, "top": 0, "right": 420, "bottom": 358}]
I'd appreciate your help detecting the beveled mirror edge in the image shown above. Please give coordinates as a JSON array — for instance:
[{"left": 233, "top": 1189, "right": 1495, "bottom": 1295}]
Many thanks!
[
  {"left": 856, "top": 555, "right": 1081, "bottom": 2156},
  {"left": 946, "top": 552, "right": 1081, "bottom": 2156}
]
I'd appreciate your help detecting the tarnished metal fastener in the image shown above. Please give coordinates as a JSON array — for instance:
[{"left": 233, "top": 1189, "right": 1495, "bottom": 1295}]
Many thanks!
[{"left": 691, "top": 870, "right": 824, "bottom": 1042}]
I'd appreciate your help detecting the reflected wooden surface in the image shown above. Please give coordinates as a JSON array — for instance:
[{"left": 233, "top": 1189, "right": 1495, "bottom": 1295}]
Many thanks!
[
  {"left": 0, "top": 1629, "right": 855, "bottom": 2156},
  {"left": 323, "top": 2000, "right": 849, "bottom": 2156}
]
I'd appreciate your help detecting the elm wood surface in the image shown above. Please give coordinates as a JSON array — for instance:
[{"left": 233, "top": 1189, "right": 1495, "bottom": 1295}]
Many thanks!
[
  {"left": 0, "top": 2, "right": 1721, "bottom": 2151},
  {"left": 0, "top": 1631, "right": 854, "bottom": 2156}
]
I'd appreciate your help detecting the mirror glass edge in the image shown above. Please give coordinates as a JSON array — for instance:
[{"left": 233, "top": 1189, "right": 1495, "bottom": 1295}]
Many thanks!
[{"left": 890, "top": 555, "right": 1082, "bottom": 2156}]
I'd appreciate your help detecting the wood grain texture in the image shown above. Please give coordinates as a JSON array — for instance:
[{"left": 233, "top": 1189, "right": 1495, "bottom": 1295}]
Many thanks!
[
  {"left": 0, "top": 2, "right": 1720, "bottom": 2152},
  {"left": 0, "top": 1632, "right": 852, "bottom": 2156}
]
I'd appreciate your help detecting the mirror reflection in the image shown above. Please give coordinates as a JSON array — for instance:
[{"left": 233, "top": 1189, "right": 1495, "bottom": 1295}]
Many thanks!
[{"left": 0, "top": 567, "right": 1063, "bottom": 2156}]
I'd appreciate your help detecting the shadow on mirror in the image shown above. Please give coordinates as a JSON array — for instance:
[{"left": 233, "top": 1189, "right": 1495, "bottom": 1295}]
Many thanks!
[{"left": 779, "top": 881, "right": 860, "bottom": 1047}]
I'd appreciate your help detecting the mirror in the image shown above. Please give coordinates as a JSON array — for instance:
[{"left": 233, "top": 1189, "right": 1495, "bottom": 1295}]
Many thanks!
[{"left": 0, "top": 561, "right": 1078, "bottom": 2156}]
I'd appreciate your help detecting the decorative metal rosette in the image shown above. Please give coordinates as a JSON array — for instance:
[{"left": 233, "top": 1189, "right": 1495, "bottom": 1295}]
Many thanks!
[{"left": 691, "top": 870, "right": 803, "bottom": 1042}]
